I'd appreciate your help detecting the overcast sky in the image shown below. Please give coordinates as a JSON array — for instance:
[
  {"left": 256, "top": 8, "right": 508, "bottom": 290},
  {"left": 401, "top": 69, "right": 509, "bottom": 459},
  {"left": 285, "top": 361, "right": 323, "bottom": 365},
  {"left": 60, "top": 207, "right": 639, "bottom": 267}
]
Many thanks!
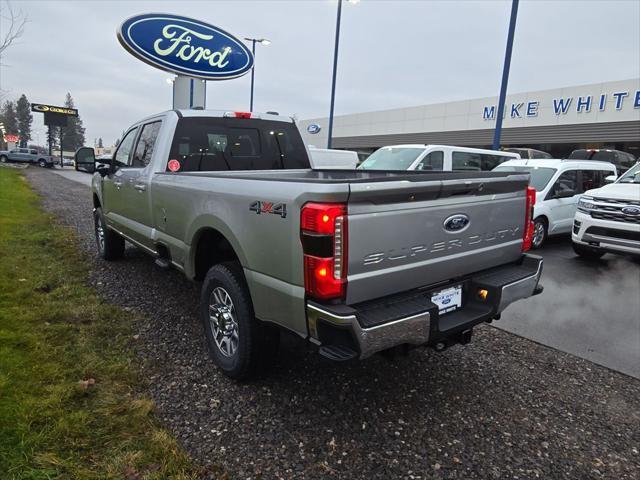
[{"left": 1, "top": 0, "right": 639, "bottom": 147}]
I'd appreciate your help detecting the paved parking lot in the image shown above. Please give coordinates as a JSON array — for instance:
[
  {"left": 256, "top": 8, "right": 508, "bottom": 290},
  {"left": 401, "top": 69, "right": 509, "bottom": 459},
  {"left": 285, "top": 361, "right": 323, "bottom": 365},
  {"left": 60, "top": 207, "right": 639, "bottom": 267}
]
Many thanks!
[
  {"left": 498, "top": 237, "right": 640, "bottom": 379},
  {"left": 23, "top": 167, "right": 640, "bottom": 479}
]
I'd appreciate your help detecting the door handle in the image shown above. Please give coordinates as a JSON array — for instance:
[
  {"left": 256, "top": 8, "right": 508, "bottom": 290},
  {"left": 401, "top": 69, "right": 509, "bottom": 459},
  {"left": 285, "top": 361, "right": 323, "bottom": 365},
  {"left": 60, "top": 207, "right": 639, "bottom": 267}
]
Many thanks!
[{"left": 134, "top": 183, "right": 147, "bottom": 192}]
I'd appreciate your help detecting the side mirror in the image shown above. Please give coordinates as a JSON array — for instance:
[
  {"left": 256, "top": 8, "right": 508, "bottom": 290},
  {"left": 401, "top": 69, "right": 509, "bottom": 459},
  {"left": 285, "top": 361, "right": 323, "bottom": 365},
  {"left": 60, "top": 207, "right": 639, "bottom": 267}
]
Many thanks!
[
  {"left": 604, "top": 175, "right": 617, "bottom": 184},
  {"left": 555, "top": 189, "right": 576, "bottom": 199},
  {"left": 74, "top": 147, "right": 96, "bottom": 173}
]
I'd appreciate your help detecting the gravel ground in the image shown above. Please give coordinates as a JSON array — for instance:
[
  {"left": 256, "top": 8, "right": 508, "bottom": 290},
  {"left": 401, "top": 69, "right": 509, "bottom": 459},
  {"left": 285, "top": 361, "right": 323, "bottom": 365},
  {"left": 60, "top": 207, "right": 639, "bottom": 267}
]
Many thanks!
[{"left": 23, "top": 167, "right": 640, "bottom": 480}]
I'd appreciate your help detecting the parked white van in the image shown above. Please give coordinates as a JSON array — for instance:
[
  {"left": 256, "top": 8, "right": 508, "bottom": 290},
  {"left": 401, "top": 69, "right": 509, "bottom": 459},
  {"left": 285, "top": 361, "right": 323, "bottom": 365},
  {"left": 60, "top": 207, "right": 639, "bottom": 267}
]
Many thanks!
[
  {"left": 357, "top": 145, "right": 520, "bottom": 171},
  {"left": 308, "top": 147, "right": 359, "bottom": 169},
  {"left": 494, "top": 159, "right": 617, "bottom": 248}
]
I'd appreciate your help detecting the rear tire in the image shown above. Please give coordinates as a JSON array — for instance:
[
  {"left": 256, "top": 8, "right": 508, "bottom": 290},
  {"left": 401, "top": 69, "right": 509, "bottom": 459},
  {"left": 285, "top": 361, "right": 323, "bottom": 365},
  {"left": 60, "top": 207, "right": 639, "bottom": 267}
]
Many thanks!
[
  {"left": 200, "top": 262, "right": 279, "bottom": 380},
  {"left": 94, "top": 207, "right": 124, "bottom": 260},
  {"left": 531, "top": 217, "right": 547, "bottom": 249},
  {"left": 572, "top": 242, "right": 605, "bottom": 260}
]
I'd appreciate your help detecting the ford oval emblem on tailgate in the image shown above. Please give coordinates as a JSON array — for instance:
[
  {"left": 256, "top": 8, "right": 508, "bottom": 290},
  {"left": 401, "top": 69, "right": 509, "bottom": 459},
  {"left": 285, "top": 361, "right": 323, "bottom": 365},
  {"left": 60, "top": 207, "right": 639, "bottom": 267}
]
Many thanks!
[{"left": 443, "top": 214, "right": 470, "bottom": 232}]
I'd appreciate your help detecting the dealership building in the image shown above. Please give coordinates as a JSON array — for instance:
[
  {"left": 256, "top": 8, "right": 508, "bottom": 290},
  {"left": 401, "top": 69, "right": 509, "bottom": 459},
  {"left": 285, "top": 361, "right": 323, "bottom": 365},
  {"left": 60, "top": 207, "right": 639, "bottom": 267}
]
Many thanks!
[{"left": 300, "top": 78, "right": 640, "bottom": 159}]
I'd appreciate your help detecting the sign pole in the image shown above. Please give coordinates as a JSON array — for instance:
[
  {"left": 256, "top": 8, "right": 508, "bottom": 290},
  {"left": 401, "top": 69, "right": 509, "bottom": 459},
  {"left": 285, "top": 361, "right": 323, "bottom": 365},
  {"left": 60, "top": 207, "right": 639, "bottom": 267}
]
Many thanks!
[{"left": 59, "top": 129, "right": 64, "bottom": 169}]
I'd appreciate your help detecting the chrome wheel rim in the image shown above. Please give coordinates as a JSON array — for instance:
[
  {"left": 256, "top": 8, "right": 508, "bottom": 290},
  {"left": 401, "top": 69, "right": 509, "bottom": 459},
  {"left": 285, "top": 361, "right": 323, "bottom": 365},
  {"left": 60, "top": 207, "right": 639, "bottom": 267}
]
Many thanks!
[
  {"left": 208, "top": 287, "right": 239, "bottom": 357},
  {"left": 533, "top": 221, "right": 545, "bottom": 247},
  {"left": 96, "top": 216, "right": 105, "bottom": 251}
]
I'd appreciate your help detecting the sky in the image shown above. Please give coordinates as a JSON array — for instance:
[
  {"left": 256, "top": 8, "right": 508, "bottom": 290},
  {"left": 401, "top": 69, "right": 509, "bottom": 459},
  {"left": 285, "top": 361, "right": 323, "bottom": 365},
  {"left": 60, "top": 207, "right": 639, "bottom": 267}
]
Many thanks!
[{"left": 1, "top": 0, "right": 639, "bottom": 147}]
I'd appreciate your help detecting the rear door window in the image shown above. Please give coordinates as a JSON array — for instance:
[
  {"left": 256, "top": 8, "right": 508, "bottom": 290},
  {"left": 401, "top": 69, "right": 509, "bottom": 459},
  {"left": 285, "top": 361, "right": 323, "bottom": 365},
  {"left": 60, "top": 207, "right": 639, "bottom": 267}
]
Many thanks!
[
  {"left": 132, "top": 121, "right": 162, "bottom": 168},
  {"left": 452, "top": 152, "right": 511, "bottom": 171},
  {"left": 416, "top": 151, "right": 443, "bottom": 170}
]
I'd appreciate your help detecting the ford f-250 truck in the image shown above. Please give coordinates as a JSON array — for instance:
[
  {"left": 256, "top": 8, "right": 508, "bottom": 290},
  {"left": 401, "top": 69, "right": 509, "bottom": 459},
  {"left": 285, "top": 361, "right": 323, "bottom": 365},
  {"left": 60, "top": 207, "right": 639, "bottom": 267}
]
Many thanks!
[{"left": 79, "top": 109, "right": 543, "bottom": 379}]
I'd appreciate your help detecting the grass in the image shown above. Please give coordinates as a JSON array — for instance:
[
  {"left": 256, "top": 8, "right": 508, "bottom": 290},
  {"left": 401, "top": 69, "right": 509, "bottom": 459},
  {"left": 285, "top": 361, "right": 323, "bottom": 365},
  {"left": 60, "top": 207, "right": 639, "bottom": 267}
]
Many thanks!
[{"left": 0, "top": 168, "right": 218, "bottom": 479}]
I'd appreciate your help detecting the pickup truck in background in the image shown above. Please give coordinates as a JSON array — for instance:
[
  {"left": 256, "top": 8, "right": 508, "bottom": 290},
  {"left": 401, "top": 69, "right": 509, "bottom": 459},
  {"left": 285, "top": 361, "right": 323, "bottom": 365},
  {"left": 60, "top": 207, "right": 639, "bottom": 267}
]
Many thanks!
[
  {"left": 0, "top": 147, "right": 55, "bottom": 167},
  {"left": 78, "top": 109, "right": 544, "bottom": 379}
]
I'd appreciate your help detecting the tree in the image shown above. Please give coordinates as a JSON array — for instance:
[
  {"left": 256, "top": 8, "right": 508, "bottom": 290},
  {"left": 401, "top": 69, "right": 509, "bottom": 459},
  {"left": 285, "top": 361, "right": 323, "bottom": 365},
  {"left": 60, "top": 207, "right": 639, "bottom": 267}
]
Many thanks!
[
  {"left": 60, "top": 93, "right": 85, "bottom": 151},
  {"left": 0, "top": 1, "right": 26, "bottom": 57},
  {"left": 1, "top": 100, "right": 18, "bottom": 134},
  {"left": 98, "top": 137, "right": 103, "bottom": 148},
  {"left": 16, "top": 94, "right": 32, "bottom": 147}
]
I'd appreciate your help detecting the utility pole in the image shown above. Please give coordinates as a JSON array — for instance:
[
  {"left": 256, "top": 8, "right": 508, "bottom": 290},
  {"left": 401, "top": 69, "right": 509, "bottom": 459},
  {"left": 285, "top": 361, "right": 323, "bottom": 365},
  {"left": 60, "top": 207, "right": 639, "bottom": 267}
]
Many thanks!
[{"left": 492, "top": 0, "right": 519, "bottom": 151}]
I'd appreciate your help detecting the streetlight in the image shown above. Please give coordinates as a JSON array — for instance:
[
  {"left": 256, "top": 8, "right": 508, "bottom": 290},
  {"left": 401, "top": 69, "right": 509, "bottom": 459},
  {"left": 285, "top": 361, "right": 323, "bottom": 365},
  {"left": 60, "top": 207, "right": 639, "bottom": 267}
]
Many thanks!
[
  {"left": 327, "top": 0, "right": 360, "bottom": 149},
  {"left": 244, "top": 37, "right": 271, "bottom": 112}
]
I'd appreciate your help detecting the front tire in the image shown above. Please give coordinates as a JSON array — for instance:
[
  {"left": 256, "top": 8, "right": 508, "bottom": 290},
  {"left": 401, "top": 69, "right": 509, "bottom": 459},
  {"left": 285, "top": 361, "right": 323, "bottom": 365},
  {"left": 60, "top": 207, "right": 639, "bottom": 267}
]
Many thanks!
[
  {"left": 0, "top": 155, "right": 7, "bottom": 163},
  {"left": 94, "top": 207, "right": 124, "bottom": 260},
  {"left": 201, "top": 262, "right": 279, "bottom": 379},
  {"left": 572, "top": 242, "right": 605, "bottom": 260},
  {"left": 531, "top": 217, "right": 547, "bottom": 249},
  {"left": 38, "top": 159, "right": 46, "bottom": 168}
]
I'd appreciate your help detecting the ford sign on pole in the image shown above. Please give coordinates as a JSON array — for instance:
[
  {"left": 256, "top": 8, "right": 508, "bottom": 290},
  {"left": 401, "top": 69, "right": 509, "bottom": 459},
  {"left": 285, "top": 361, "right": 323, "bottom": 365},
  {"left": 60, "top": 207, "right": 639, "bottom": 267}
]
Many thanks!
[{"left": 117, "top": 13, "right": 254, "bottom": 80}]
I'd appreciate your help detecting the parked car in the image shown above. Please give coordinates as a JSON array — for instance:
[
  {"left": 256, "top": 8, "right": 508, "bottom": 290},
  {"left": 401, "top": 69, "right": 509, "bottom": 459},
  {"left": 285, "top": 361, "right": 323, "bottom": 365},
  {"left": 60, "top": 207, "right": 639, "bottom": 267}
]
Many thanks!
[
  {"left": 568, "top": 149, "right": 635, "bottom": 174},
  {"left": 0, "top": 147, "right": 54, "bottom": 167},
  {"left": 80, "top": 109, "right": 543, "bottom": 379},
  {"left": 503, "top": 147, "right": 553, "bottom": 159},
  {"left": 572, "top": 162, "right": 640, "bottom": 259},
  {"left": 358, "top": 145, "right": 520, "bottom": 171},
  {"left": 308, "top": 147, "right": 358, "bottom": 169},
  {"left": 494, "top": 159, "right": 617, "bottom": 248}
]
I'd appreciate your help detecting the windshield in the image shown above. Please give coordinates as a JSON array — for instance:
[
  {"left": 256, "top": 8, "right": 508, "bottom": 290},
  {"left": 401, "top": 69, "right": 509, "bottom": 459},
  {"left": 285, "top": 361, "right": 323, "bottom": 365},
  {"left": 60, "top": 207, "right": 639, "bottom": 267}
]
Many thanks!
[
  {"left": 617, "top": 163, "right": 640, "bottom": 184},
  {"left": 358, "top": 147, "right": 423, "bottom": 170},
  {"left": 493, "top": 165, "right": 557, "bottom": 191}
]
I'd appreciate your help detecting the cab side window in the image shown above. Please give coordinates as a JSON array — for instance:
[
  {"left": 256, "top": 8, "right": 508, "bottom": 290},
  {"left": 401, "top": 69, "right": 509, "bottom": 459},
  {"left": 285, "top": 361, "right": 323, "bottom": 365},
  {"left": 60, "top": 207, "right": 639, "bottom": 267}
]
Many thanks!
[
  {"left": 551, "top": 170, "right": 578, "bottom": 196},
  {"left": 416, "top": 151, "right": 443, "bottom": 171},
  {"left": 132, "top": 121, "right": 161, "bottom": 168},
  {"left": 113, "top": 127, "right": 139, "bottom": 169}
]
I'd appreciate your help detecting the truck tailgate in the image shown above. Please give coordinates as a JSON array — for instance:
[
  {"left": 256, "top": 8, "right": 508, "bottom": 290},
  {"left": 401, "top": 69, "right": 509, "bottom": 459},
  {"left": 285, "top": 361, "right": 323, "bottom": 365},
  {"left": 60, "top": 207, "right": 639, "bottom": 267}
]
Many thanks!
[{"left": 346, "top": 174, "right": 529, "bottom": 304}]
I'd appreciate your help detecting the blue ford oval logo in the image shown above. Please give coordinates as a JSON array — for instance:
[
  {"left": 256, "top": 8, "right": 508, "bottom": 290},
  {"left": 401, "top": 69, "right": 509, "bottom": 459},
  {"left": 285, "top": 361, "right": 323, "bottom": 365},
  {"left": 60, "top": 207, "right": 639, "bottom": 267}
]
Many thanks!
[
  {"left": 118, "top": 14, "right": 254, "bottom": 80},
  {"left": 622, "top": 206, "right": 640, "bottom": 216},
  {"left": 307, "top": 124, "right": 322, "bottom": 134},
  {"left": 444, "top": 214, "right": 470, "bottom": 232}
]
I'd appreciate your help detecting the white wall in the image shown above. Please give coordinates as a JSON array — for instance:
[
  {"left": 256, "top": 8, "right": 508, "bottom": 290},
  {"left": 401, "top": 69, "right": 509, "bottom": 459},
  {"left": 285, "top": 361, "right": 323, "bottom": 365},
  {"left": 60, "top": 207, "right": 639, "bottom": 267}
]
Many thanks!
[{"left": 299, "top": 79, "right": 640, "bottom": 147}]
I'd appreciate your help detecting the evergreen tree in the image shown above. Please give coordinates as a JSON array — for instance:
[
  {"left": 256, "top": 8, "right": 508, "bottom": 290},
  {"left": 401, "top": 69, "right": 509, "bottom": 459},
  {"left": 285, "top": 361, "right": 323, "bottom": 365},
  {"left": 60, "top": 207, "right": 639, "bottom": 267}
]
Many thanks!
[
  {"left": 1, "top": 100, "right": 18, "bottom": 135},
  {"left": 16, "top": 94, "right": 33, "bottom": 147},
  {"left": 60, "top": 93, "right": 85, "bottom": 151},
  {"left": 47, "top": 125, "right": 58, "bottom": 154},
  {"left": 98, "top": 137, "right": 104, "bottom": 148}
]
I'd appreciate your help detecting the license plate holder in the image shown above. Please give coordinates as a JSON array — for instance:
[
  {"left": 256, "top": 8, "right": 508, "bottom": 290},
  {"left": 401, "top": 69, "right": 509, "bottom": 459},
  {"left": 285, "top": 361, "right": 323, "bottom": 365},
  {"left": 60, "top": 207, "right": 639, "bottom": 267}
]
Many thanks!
[{"left": 431, "top": 285, "right": 462, "bottom": 315}]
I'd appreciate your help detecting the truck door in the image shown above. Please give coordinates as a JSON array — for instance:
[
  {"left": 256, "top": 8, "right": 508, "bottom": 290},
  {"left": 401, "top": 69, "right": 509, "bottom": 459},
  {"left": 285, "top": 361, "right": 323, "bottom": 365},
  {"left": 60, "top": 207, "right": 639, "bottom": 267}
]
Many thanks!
[
  {"left": 123, "top": 120, "right": 163, "bottom": 248},
  {"left": 101, "top": 126, "right": 139, "bottom": 240}
]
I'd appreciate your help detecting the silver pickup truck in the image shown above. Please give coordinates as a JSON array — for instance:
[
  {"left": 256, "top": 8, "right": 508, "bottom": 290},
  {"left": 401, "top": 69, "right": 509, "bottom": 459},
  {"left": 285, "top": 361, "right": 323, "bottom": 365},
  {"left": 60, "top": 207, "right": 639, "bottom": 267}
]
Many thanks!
[{"left": 78, "top": 109, "right": 543, "bottom": 379}]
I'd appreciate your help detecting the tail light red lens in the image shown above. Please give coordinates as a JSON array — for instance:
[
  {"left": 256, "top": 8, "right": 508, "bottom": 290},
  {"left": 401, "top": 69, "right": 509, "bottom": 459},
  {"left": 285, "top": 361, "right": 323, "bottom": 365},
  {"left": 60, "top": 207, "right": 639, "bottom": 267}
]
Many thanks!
[
  {"left": 522, "top": 186, "right": 536, "bottom": 252},
  {"left": 301, "top": 203, "right": 348, "bottom": 300}
]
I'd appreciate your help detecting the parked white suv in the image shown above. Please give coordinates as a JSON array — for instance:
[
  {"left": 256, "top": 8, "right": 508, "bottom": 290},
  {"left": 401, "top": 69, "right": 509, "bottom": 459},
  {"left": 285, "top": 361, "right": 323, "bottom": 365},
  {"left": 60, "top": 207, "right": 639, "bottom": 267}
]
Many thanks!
[
  {"left": 358, "top": 145, "right": 519, "bottom": 171},
  {"left": 494, "top": 159, "right": 617, "bottom": 248},
  {"left": 572, "top": 162, "right": 640, "bottom": 259}
]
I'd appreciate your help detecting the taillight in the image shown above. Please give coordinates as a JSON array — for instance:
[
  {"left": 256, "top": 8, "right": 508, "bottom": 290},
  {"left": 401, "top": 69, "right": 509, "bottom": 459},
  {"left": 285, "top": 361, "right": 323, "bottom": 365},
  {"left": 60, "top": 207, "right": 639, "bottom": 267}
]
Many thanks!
[
  {"left": 522, "top": 186, "right": 536, "bottom": 252},
  {"left": 301, "top": 202, "right": 348, "bottom": 301}
]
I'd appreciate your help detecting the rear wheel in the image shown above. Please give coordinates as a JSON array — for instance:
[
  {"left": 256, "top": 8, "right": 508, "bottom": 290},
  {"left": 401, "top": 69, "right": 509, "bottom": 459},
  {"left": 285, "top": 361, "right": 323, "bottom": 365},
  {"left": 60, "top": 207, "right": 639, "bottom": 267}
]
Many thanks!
[
  {"left": 573, "top": 242, "right": 605, "bottom": 260},
  {"left": 94, "top": 207, "right": 124, "bottom": 260},
  {"left": 201, "top": 262, "right": 279, "bottom": 379},
  {"left": 531, "top": 217, "right": 547, "bottom": 249}
]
